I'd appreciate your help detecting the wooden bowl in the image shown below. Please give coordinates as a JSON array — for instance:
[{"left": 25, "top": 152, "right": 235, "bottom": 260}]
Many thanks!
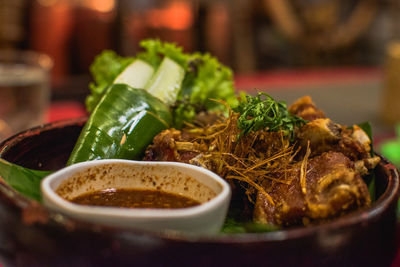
[{"left": 0, "top": 118, "right": 399, "bottom": 267}]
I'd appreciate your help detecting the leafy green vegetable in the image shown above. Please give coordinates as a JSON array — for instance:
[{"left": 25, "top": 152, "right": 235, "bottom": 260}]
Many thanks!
[
  {"left": 86, "top": 39, "right": 238, "bottom": 128},
  {"left": 137, "top": 39, "right": 188, "bottom": 70},
  {"left": 137, "top": 39, "right": 238, "bottom": 128},
  {"left": 174, "top": 53, "right": 238, "bottom": 128},
  {"left": 221, "top": 218, "right": 279, "bottom": 234},
  {"left": 68, "top": 84, "right": 172, "bottom": 165},
  {"left": 86, "top": 51, "right": 134, "bottom": 112},
  {"left": 183, "top": 54, "right": 237, "bottom": 109},
  {"left": 0, "top": 159, "right": 51, "bottom": 201},
  {"left": 234, "top": 92, "right": 306, "bottom": 139},
  {"left": 171, "top": 100, "right": 202, "bottom": 129}
]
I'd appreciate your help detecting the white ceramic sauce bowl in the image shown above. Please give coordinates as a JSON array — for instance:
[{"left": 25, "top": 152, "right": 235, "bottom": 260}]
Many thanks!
[{"left": 41, "top": 159, "right": 231, "bottom": 235}]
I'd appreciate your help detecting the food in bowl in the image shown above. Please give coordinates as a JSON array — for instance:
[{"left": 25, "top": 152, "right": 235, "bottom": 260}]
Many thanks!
[
  {"left": 144, "top": 95, "right": 379, "bottom": 228},
  {"left": 0, "top": 39, "right": 385, "bottom": 234},
  {"left": 0, "top": 120, "right": 398, "bottom": 267},
  {"left": 70, "top": 189, "right": 201, "bottom": 209},
  {"left": 41, "top": 160, "right": 231, "bottom": 234}
]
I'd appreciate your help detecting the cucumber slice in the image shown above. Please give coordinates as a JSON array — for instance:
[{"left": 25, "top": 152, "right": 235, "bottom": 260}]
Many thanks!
[
  {"left": 145, "top": 57, "right": 185, "bottom": 105},
  {"left": 113, "top": 59, "right": 154, "bottom": 88}
]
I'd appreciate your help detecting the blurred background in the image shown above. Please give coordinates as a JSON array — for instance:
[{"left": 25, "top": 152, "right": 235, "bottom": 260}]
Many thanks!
[
  {"left": 2, "top": 0, "right": 400, "bottom": 161},
  {"left": 2, "top": 0, "right": 400, "bottom": 81}
]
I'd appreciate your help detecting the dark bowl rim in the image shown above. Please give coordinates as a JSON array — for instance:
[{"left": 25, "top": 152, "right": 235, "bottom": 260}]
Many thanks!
[{"left": 0, "top": 118, "right": 399, "bottom": 244}]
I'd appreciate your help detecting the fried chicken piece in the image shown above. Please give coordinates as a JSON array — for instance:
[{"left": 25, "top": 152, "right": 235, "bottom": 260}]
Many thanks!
[
  {"left": 296, "top": 121, "right": 378, "bottom": 164},
  {"left": 354, "top": 157, "right": 381, "bottom": 176},
  {"left": 338, "top": 126, "right": 373, "bottom": 161},
  {"left": 143, "top": 129, "right": 181, "bottom": 162},
  {"left": 144, "top": 128, "right": 208, "bottom": 163},
  {"left": 291, "top": 96, "right": 376, "bottom": 163},
  {"left": 145, "top": 98, "right": 377, "bottom": 228},
  {"left": 289, "top": 96, "right": 326, "bottom": 121},
  {"left": 291, "top": 96, "right": 380, "bottom": 177},
  {"left": 253, "top": 152, "right": 371, "bottom": 226},
  {"left": 296, "top": 118, "right": 341, "bottom": 155}
]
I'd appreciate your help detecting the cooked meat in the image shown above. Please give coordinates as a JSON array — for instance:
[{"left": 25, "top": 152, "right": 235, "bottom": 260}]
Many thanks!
[
  {"left": 296, "top": 119, "right": 376, "bottom": 163},
  {"left": 336, "top": 126, "right": 373, "bottom": 161},
  {"left": 351, "top": 125, "right": 372, "bottom": 152},
  {"left": 290, "top": 96, "right": 375, "bottom": 163},
  {"left": 143, "top": 128, "right": 206, "bottom": 163},
  {"left": 144, "top": 95, "right": 378, "bottom": 228},
  {"left": 354, "top": 156, "right": 381, "bottom": 176},
  {"left": 187, "top": 130, "right": 290, "bottom": 176},
  {"left": 289, "top": 96, "right": 326, "bottom": 121},
  {"left": 296, "top": 118, "right": 342, "bottom": 156},
  {"left": 253, "top": 152, "right": 371, "bottom": 226},
  {"left": 145, "top": 115, "right": 291, "bottom": 177},
  {"left": 144, "top": 111, "right": 228, "bottom": 163},
  {"left": 144, "top": 129, "right": 182, "bottom": 162}
]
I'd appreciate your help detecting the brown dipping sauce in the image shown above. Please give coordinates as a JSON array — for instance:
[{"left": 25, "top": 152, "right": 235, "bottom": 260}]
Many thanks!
[{"left": 70, "top": 188, "right": 201, "bottom": 209}]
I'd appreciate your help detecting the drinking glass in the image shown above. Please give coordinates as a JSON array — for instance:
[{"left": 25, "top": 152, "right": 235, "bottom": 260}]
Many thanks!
[{"left": 0, "top": 50, "right": 53, "bottom": 141}]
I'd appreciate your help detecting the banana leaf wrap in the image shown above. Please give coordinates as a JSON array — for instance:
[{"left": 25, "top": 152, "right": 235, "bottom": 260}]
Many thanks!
[
  {"left": 67, "top": 84, "right": 172, "bottom": 165},
  {"left": 0, "top": 158, "right": 51, "bottom": 201}
]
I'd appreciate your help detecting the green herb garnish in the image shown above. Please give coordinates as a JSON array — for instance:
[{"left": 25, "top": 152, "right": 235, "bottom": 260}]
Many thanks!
[
  {"left": 234, "top": 93, "right": 306, "bottom": 139},
  {"left": 221, "top": 218, "right": 279, "bottom": 233}
]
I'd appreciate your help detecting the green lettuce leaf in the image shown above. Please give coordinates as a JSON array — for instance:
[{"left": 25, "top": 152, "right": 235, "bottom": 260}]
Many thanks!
[
  {"left": 137, "top": 39, "right": 188, "bottom": 70},
  {"left": 173, "top": 53, "right": 238, "bottom": 128},
  {"left": 86, "top": 39, "right": 237, "bottom": 128},
  {"left": 85, "top": 41, "right": 188, "bottom": 112},
  {"left": 86, "top": 51, "right": 134, "bottom": 112}
]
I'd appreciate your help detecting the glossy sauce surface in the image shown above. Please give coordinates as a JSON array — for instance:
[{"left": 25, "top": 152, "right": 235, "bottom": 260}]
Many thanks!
[{"left": 70, "top": 188, "right": 201, "bottom": 209}]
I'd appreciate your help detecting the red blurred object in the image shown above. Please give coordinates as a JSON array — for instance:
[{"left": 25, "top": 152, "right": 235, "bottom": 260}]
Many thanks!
[
  {"left": 30, "top": 0, "right": 74, "bottom": 86},
  {"left": 45, "top": 101, "right": 87, "bottom": 123},
  {"left": 122, "top": 0, "right": 195, "bottom": 55},
  {"left": 146, "top": 0, "right": 193, "bottom": 30},
  {"left": 30, "top": 0, "right": 116, "bottom": 88}
]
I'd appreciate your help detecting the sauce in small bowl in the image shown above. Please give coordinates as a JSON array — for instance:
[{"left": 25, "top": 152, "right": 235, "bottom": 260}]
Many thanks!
[
  {"left": 41, "top": 159, "right": 231, "bottom": 234},
  {"left": 70, "top": 188, "right": 201, "bottom": 209}
]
